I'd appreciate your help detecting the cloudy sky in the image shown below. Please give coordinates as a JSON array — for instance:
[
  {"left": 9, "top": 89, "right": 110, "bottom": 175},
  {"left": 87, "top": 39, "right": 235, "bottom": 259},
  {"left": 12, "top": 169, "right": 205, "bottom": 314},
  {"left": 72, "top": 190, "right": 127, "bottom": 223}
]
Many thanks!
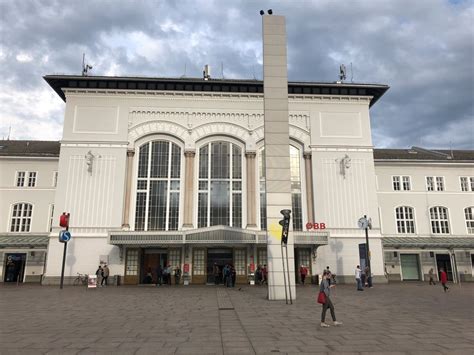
[{"left": 1, "top": 0, "right": 473, "bottom": 149}]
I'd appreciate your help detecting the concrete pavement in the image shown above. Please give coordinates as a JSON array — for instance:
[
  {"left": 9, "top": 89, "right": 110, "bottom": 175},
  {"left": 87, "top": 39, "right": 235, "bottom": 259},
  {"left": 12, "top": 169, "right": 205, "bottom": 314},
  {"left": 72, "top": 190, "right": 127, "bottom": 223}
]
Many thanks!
[{"left": 0, "top": 282, "right": 473, "bottom": 354}]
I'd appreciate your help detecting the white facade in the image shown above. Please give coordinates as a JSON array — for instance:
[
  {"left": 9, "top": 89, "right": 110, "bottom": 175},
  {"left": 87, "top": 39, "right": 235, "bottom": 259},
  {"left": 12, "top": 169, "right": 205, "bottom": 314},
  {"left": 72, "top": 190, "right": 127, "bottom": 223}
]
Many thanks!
[{"left": 1, "top": 81, "right": 472, "bottom": 286}]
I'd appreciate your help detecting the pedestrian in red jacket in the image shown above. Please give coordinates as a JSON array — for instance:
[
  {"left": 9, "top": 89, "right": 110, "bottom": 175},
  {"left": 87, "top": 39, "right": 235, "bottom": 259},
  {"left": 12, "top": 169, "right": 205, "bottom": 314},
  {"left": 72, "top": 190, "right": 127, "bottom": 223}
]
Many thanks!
[{"left": 440, "top": 268, "right": 449, "bottom": 292}]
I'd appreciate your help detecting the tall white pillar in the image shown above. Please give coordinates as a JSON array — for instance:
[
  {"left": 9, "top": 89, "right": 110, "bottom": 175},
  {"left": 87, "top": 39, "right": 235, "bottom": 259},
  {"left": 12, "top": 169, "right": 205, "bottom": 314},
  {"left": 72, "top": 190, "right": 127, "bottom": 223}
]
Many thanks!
[{"left": 262, "top": 14, "right": 296, "bottom": 300}]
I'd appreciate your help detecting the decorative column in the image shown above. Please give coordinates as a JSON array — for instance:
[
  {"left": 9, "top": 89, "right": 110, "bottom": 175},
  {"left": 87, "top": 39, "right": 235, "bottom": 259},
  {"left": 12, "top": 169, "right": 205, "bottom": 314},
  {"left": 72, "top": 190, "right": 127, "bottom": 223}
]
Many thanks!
[
  {"left": 122, "top": 149, "right": 135, "bottom": 229},
  {"left": 246, "top": 151, "right": 257, "bottom": 228},
  {"left": 304, "top": 152, "right": 314, "bottom": 224},
  {"left": 182, "top": 150, "right": 196, "bottom": 228},
  {"left": 262, "top": 14, "right": 296, "bottom": 300}
]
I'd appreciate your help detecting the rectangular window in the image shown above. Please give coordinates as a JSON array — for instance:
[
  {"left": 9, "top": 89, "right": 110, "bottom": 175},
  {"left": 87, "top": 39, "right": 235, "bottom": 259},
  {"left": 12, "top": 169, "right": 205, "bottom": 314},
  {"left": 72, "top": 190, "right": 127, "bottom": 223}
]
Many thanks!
[
  {"left": 427, "top": 176, "right": 444, "bottom": 191},
  {"left": 460, "top": 177, "right": 474, "bottom": 192},
  {"left": 234, "top": 249, "right": 246, "bottom": 276},
  {"left": 16, "top": 171, "right": 26, "bottom": 187},
  {"left": 192, "top": 249, "right": 205, "bottom": 275},
  {"left": 258, "top": 249, "right": 267, "bottom": 266},
  {"left": 402, "top": 176, "right": 411, "bottom": 191},
  {"left": 426, "top": 177, "right": 434, "bottom": 191},
  {"left": 168, "top": 249, "right": 181, "bottom": 269},
  {"left": 125, "top": 249, "right": 139, "bottom": 276},
  {"left": 53, "top": 171, "right": 58, "bottom": 187},
  {"left": 28, "top": 172, "right": 37, "bottom": 187},
  {"left": 393, "top": 176, "right": 410, "bottom": 191},
  {"left": 392, "top": 176, "right": 401, "bottom": 191},
  {"left": 49, "top": 204, "right": 55, "bottom": 232},
  {"left": 436, "top": 177, "right": 444, "bottom": 191}
]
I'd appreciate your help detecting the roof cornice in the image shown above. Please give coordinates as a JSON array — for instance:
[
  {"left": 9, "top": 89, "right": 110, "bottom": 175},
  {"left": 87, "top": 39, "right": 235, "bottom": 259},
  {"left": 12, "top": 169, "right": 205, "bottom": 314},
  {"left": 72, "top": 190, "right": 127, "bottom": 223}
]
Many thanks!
[{"left": 43, "top": 74, "right": 389, "bottom": 107}]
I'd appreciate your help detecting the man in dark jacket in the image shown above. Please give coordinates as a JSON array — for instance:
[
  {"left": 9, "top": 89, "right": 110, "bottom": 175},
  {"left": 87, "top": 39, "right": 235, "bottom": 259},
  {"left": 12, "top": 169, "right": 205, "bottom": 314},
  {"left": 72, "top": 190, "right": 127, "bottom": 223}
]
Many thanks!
[{"left": 156, "top": 264, "right": 163, "bottom": 286}]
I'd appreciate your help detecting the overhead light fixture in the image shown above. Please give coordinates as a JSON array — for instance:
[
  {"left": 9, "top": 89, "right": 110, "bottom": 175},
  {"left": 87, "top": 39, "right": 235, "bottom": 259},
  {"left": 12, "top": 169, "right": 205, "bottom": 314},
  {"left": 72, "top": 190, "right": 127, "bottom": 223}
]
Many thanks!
[
  {"left": 260, "top": 10, "right": 264, "bottom": 15},
  {"left": 268, "top": 9, "right": 273, "bottom": 15}
]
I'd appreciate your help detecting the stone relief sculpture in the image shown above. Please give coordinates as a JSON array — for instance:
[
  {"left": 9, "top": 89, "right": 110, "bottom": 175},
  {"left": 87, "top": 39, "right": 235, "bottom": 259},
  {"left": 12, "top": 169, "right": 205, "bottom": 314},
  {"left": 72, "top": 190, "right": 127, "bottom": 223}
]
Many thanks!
[
  {"left": 85, "top": 150, "right": 100, "bottom": 174},
  {"left": 336, "top": 154, "right": 351, "bottom": 179}
]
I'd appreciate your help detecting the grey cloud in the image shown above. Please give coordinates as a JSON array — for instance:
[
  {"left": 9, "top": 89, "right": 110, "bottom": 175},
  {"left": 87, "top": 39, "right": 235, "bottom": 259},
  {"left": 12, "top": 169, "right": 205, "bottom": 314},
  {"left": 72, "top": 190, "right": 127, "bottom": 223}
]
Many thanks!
[{"left": 0, "top": 0, "right": 472, "bottom": 148}]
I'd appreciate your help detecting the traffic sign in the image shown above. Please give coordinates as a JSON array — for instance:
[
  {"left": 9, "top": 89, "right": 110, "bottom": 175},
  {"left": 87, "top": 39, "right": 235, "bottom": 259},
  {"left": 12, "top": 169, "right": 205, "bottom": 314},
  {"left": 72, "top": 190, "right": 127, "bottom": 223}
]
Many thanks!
[{"left": 59, "top": 230, "right": 72, "bottom": 243}]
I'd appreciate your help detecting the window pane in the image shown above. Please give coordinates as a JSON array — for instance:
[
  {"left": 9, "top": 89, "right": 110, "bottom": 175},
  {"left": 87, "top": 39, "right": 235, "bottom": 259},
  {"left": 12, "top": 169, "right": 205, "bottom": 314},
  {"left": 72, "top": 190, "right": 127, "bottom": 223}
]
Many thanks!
[
  {"left": 170, "top": 143, "right": 181, "bottom": 178},
  {"left": 150, "top": 141, "right": 169, "bottom": 178},
  {"left": 148, "top": 181, "right": 167, "bottom": 230},
  {"left": 138, "top": 144, "right": 149, "bottom": 178},
  {"left": 232, "top": 193, "right": 242, "bottom": 228},
  {"left": 199, "top": 145, "right": 209, "bottom": 179},
  {"left": 292, "top": 193, "right": 303, "bottom": 231},
  {"left": 232, "top": 145, "right": 242, "bottom": 179},
  {"left": 211, "top": 142, "right": 230, "bottom": 179},
  {"left": 168, "top": 192, "right": 180, "bottom": 231},
  {"left": 210, "top": 181, "right": 229, "bottom": 226},
  {"left": 135, "top": 192, "right": 147, "bottom": 231},
  {"left": 198, "top": 193, "right": 208, "bottom": 228}
]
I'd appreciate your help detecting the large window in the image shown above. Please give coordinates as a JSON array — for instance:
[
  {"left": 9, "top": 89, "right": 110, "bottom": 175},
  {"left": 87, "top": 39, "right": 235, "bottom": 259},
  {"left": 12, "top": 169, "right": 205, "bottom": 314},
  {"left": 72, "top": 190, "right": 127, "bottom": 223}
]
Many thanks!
[
  {"left": 395, "top": 206, "right": 415, "bottom": 234},
  {"left": 465, "top": 207, "right": 474, "bottom": 234},
  {"left": 460, "top": 177, "right": 474, "bottom": 192},
  {"left": 198, "top": 141, "right": 242, "bottom": 228},
  {"left": 10, "top": 203, "right": 33, "bottom": 232},
  {"left": 430, "top": 206, "right": 450, "bottom": 234},
  {"left": 392, "top": 176, "right": 411, "bottom": 191},
  {"left": 258, "top": 145, "right": 303, "bottom": 231},
  {"left": 426, "top": 176, "right": 444, "bottom": 191},
  {"left": 134, "top": 140, "right": 181, "bottom": 231}
]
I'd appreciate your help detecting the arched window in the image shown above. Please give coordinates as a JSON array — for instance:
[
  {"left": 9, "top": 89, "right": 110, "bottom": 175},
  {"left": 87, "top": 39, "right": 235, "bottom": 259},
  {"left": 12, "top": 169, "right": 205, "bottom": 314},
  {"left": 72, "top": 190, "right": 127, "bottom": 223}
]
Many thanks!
[
  {"left": 198, "top": 141, "right": 242, "bottom": 228},
  {"left": 10, "top": 203, "right": 33, "bottom": 232},
  {"left": 258, "top": 145, "right": 303, "bottom": 231},
  {"left": 430, "top": 206, "right": 450, "bottom": 234},
  {"left": 395, "top": 206, "right": 415, "bottom": 234},
  {"left": 464, "top": 207, "right": 474, "bottom": 234},
  {"left": 135, "top": 140, "right": 181, "bottom": 231}
]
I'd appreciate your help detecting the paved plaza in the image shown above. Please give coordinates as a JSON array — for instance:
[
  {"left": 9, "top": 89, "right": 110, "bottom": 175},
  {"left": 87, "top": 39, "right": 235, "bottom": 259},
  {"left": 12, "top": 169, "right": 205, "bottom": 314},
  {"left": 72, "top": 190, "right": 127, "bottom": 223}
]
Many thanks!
[{"left": 0, "top": 282, "right": 473, "bottom": 355}]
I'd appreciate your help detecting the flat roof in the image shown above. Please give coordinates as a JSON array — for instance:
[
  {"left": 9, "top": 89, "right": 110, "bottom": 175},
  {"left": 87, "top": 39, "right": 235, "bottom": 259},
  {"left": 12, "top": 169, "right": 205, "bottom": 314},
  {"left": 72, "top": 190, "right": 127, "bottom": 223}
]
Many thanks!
[
  {"left": 0, "top": 140, "right": 60, "bottom": 157},
  {"left": 43, "top": 74, "right": 389, "bottom": 107},
  {"left": 2, "top": 141, "right": 472, "bottom": 162}
]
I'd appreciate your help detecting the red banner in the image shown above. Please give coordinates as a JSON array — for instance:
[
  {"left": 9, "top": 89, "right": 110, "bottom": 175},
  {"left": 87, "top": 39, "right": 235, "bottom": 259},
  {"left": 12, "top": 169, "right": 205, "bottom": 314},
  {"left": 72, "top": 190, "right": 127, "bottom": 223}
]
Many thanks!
[{"left": 183, "top": 263, "right": 189, "bottom": 273}]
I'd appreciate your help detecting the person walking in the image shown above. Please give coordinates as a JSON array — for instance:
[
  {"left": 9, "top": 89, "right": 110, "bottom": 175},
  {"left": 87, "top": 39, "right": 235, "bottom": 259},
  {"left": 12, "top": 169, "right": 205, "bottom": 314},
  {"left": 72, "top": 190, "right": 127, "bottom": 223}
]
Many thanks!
[
  {"left": 101, "top": 264, "right": 109, "bottom": 286},
  {"left": 231, "top": 265, "right": 236, "bottom": 287},
  {"left": 95, "top": 265, "right": 103, "bottom": 287},
  {"left": 320, "top": 271, "right": 343, "bottom": 328},
  {"left": 262, "top": 265, "right": 268, "bottom": 285},
  {"left": 300, "top": 265, "right": 308, "bottom": 285},
  {"left": 440, "top": 268, "right": 449, "bottom": 292},
  {"left": 355, "top": 265, "right": 363, "bottom": 291},
  {"left": 156, "top": 264, "right": 163, "bottom": 287},
  {"left": 174, "top": 266, "right": 181, "bottom": 285},
  {"left": 213, "top": 263, "right": 220, "bottom": 285},
  {"left": 365, "top": 266, "right": 373, "bottom": 288},
  {"left": 428, "top": 268, "right": 436, "bottom": 285}
]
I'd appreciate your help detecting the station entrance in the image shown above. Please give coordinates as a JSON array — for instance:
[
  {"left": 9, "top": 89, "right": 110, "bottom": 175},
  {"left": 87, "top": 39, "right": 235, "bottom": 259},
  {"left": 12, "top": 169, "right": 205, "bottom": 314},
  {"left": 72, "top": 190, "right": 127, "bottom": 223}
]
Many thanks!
[
  {"left": 206, "top": 248, "right": 233, "bottom": 284},
  {"left": 3, "top": 253, "right": 26, "bottom": 283}
]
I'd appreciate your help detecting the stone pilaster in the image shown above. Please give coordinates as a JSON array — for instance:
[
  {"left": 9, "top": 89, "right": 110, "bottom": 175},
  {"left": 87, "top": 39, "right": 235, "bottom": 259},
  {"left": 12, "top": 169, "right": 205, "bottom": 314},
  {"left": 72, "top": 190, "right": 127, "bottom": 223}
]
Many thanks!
[
  {"left": 182, "top": 150, "right": 196, "bottom": 228},
  {"left": 122, "top": 149, "right": 135, "bottom": 229},
  {"left": 304, "top": 152, "right": 314, "bottom": 224},
  {"left": 245, "top": 151, "right": 257, "bottom": 228}
]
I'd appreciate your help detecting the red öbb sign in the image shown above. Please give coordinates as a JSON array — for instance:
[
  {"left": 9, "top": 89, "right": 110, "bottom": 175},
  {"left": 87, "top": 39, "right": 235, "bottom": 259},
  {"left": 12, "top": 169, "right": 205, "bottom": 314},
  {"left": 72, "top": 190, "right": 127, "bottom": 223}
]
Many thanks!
[{"left": 306, "top": 222, "right": 326, "bottom": 230}]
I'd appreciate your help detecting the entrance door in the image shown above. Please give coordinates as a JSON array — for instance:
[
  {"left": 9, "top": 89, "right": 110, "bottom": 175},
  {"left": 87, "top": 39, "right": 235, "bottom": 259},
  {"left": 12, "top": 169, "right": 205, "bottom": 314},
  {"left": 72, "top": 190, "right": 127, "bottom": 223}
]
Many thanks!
[
  {"left": 294, "top": 248, "right": 311, "bottom": 284},
  {"left": 206, "top": 248, "right": 233, "bottom": 284},
  {"left": 143, "top": 252, "right": 168, "bottom": 284},
  {"left": 400, "top": 254, "right": 421, "bottom": 281},
  {"left": 4, "top": 253, "right": 26, "bottom": 282},
  {"left": 436, "top": 254, "right": 453, "bottom": 281}
]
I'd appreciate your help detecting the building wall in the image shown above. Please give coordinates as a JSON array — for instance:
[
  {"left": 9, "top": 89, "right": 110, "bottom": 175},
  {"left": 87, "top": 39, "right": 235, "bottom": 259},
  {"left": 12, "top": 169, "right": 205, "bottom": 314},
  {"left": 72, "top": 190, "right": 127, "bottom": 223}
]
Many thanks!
[{"left": 376, "top": 162, "right": 474, "bottom": 236}]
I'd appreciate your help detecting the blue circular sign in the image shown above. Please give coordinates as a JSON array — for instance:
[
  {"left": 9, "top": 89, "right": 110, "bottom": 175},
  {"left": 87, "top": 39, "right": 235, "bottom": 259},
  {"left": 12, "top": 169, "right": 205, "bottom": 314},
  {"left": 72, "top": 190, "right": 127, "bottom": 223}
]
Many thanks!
[{"left": 59, "top": 231, "right": 71, "bottom": 242}]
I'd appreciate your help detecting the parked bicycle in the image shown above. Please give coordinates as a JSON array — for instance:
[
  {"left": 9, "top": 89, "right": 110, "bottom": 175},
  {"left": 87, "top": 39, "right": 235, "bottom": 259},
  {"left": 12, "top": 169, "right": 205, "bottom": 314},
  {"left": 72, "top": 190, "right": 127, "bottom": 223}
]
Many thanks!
[{"left": 73, "top": 273, "right": 88, "bottom": 286}]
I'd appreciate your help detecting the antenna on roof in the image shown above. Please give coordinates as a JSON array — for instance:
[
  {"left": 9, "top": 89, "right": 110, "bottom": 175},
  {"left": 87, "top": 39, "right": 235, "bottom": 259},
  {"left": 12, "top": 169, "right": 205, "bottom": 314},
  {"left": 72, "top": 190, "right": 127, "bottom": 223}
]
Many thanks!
[
  {"left": 221, "top": 62, "right": 225, "bottom": 79},
  {"left": 350, "top": 62, "right": 354, "bottom": 83},
  {"left": 252, "top": 66, "right": 257, "bottom": 80},
  {"left": 82, "top": 53, "right": 93, "bottom": 76},
  {"left": 7, "top": 126, "right": 11, "bottom": 140},
  {"left": 338, "top": 64, "right": 346, "bottom": 83},
  {"left": 180, "top": 63, "right": 187, "bottom": 78}
]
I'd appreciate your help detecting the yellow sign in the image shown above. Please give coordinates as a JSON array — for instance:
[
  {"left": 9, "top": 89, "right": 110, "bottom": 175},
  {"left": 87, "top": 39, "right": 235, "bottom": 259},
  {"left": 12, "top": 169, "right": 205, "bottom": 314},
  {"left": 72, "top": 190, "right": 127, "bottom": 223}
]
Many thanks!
[{"left": 268, "top": 221, "right": 283, "bottom": 241}]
